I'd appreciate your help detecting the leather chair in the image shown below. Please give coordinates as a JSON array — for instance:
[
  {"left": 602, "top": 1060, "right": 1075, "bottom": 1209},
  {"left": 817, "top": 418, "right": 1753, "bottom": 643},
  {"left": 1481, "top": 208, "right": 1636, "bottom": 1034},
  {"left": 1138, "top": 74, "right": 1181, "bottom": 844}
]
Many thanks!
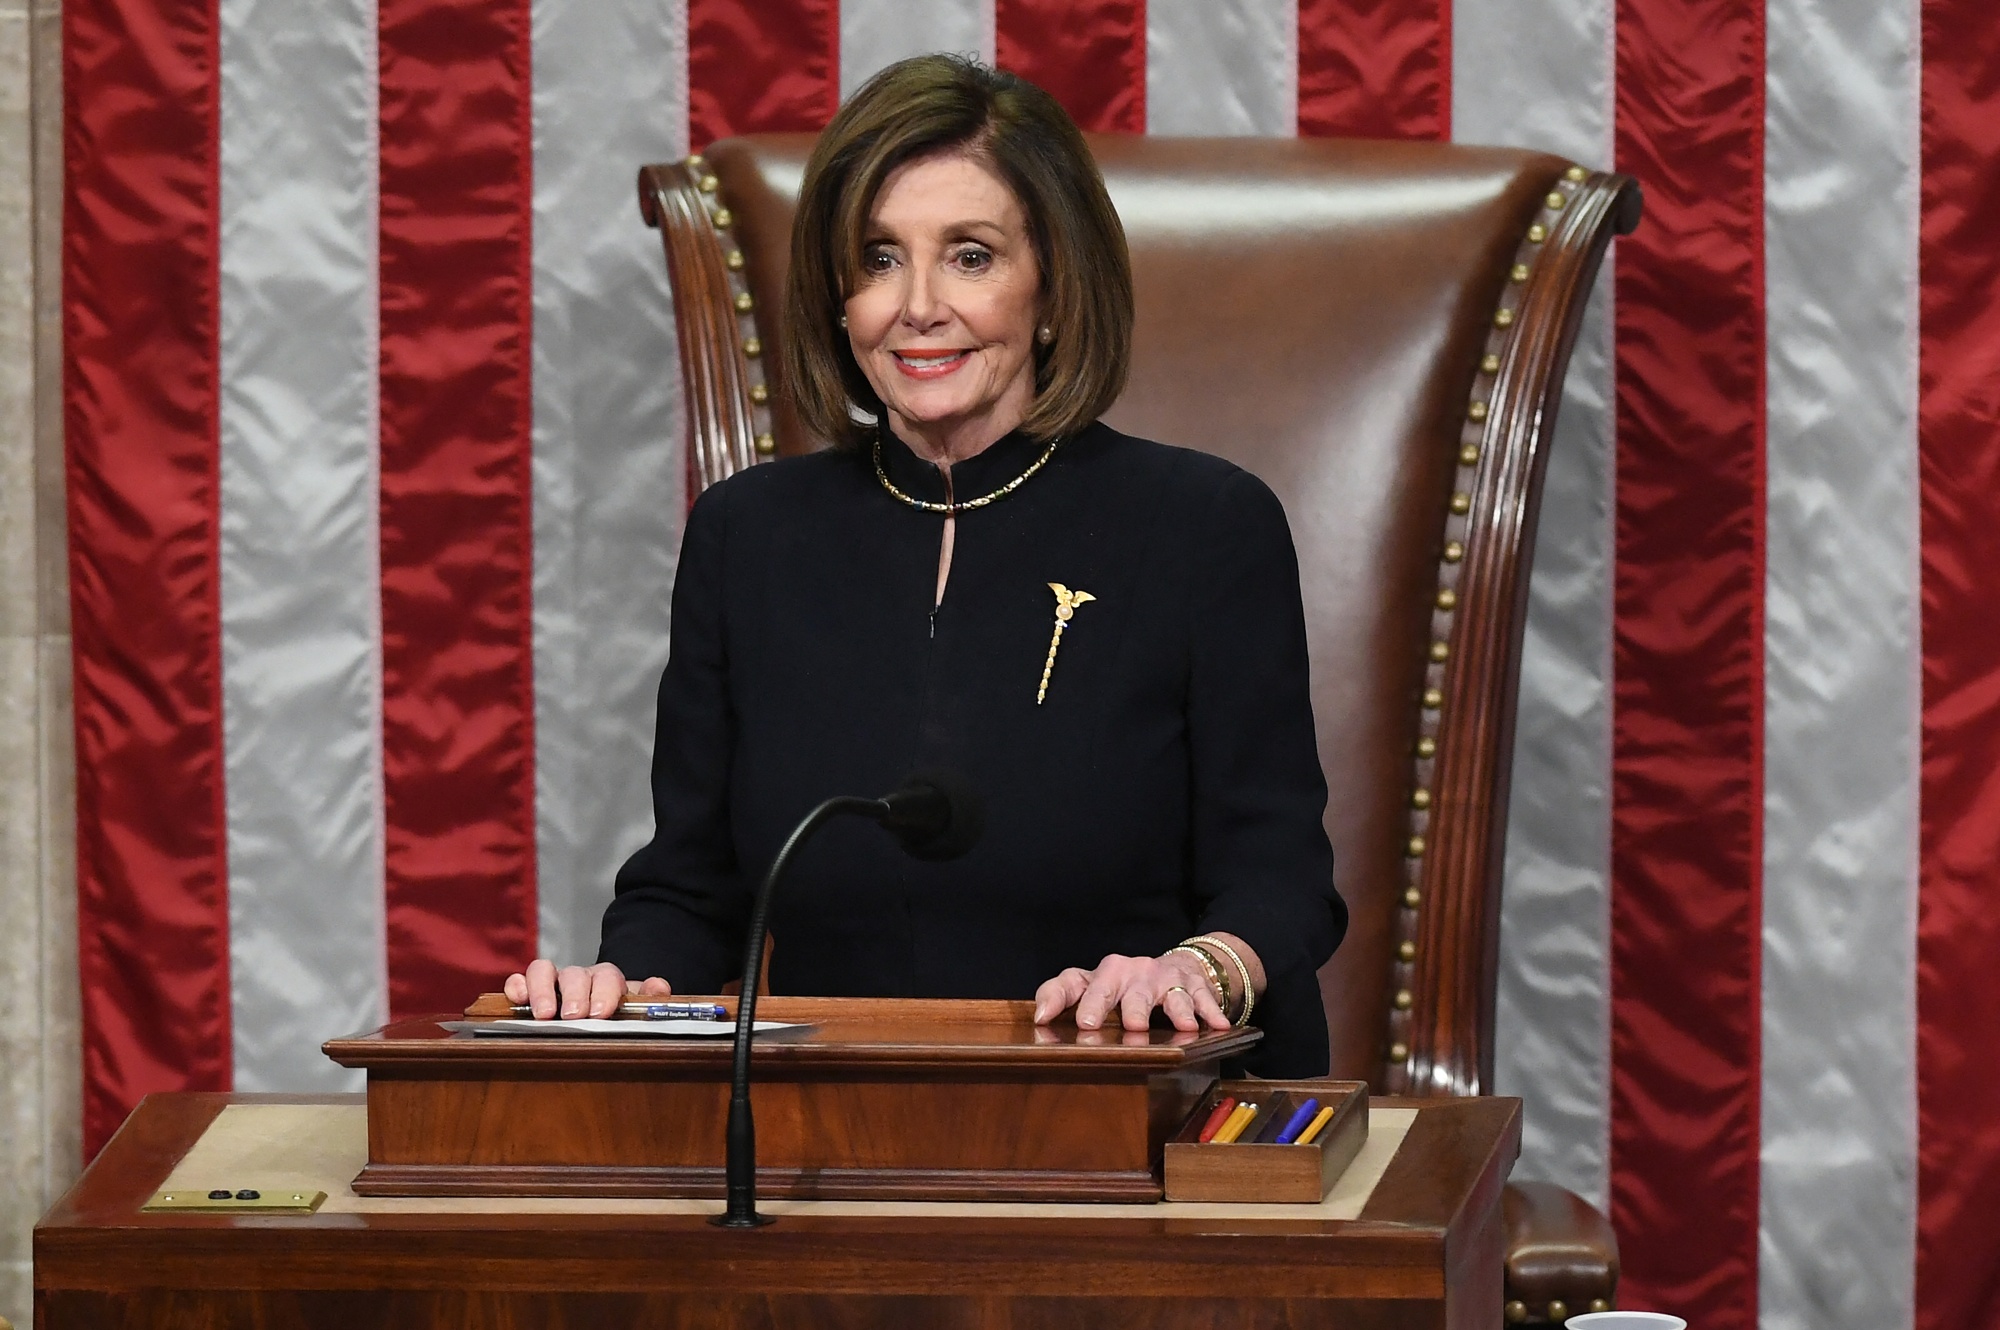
[{"left": 641, "top": 134, "right": 1641, "bottom": 1326}]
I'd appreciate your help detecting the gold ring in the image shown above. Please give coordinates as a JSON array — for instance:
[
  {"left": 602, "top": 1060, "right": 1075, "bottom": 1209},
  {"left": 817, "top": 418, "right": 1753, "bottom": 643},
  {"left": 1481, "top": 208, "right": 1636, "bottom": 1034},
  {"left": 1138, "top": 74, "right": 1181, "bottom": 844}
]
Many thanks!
[{"left": 1163, "top": 985, "right": 1191, "bottom": 1000}]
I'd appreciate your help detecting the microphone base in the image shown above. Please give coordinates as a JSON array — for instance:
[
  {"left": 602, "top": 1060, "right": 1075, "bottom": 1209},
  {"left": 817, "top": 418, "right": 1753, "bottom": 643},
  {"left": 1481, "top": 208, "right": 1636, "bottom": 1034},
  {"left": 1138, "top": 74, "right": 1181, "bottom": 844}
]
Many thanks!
[{"left": 709, "top": 1209, "right": 775, "bottom": 1230}]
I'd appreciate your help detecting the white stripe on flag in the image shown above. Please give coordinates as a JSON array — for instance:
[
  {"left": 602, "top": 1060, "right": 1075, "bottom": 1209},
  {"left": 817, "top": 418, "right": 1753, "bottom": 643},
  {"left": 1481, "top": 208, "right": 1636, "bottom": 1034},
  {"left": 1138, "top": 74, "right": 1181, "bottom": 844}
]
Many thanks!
[
  {"left": 1145, "top": 0, "right": 1297, "bottom": 137},
  {"left": 1453, "top": 0, "right": 1618, "bottom": 1211},
  {"left": 530, "top": 0, "right": 691, "bottom": 967},
  {"left": 841, "top": 0, "right": 994, "bottom": 100},
  {"left": 1759, "top": 0, "right": 1921, "bottom": 1321},
  {"left": 218, "top": 0, "right": 384, "bottom": 1089}
]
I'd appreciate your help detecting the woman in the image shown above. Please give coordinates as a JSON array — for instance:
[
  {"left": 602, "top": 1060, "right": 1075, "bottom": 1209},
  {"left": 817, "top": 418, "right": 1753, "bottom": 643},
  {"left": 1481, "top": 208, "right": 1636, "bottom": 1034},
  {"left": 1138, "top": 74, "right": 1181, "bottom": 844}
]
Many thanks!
[{"left": 507, "top": 54, "right": 1346, "bottom": 1076}]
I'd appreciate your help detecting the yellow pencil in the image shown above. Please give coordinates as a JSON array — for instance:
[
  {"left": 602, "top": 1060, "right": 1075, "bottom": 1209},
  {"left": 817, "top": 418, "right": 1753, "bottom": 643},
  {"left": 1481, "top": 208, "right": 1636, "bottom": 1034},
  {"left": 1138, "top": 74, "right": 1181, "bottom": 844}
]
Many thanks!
[
  {"left": 1212, "top": 1101, "right": 1259, "bottom": 1144},
  {"left": 1293, "top": 1105, "right": 1337, "bottom": 1146}
]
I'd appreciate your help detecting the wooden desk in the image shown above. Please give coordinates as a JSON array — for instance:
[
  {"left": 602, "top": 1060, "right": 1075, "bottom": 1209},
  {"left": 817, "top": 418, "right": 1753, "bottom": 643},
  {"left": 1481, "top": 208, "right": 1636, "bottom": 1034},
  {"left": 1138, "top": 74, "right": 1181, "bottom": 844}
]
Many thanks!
[{"left": 36, "top": 1092, "right": 1518, "bottom": 1329}]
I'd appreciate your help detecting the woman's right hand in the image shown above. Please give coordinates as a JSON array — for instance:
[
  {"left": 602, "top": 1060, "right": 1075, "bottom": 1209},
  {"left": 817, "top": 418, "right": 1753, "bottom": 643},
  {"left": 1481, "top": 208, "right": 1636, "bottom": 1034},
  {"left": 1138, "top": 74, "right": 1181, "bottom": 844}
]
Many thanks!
[{"left": 502, "top": 958, "right": 671, "bottom": 1019}]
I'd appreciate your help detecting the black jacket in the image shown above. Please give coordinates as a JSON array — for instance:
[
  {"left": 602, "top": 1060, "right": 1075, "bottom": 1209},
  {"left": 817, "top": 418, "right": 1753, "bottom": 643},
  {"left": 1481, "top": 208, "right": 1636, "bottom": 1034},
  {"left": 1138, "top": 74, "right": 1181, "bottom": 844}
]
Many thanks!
[{"left": 601, "top": 420, "right": 1346, "bottom": 1075}]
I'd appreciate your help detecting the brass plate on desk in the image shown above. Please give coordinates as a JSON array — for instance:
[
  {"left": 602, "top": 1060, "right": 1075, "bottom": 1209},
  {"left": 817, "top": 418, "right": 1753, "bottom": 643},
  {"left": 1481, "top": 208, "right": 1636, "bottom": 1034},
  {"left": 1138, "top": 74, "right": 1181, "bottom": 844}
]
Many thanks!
[{"left": 145, "top": 1187, "right": 327, "bottom": 1214}]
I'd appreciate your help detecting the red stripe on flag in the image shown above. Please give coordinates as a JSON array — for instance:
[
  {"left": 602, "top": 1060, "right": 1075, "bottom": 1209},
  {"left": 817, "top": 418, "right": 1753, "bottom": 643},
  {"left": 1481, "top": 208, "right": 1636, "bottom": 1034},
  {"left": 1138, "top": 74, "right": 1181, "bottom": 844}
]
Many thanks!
[
  {"left": 64, "top": 0, "right": 231, "bottom": 1159},
  {"left": 378, "top": 0, "right": 539, "bottom": 1018},
  {"left": 1916, "top": 5, "right": 2000, "bottom": 1327},
  {"left": 1608, "top": 0, "right": 1766, "bottom": 1324},
  {"left": 1296, "top": 0, "right": 1450, "bottom": 141},
  {"left": 687, "top": 0, "right": 839, "bottom": 149},
  {"left": 995, "top": 0, "right": 1145, "bottom": 135}
]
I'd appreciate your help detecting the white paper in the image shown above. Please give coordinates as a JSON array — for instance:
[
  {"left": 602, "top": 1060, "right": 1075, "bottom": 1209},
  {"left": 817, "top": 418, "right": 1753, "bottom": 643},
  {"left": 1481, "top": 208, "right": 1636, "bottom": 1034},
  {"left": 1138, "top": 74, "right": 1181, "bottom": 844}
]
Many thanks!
[{"left": 467, "top": 1019, "right": 805, "bottom": 1038}]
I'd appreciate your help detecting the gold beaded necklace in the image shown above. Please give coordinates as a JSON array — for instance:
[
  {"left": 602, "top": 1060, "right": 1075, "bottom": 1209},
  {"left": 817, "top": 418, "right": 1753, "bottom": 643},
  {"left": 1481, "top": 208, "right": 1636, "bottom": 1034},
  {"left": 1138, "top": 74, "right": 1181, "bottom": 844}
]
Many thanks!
[{"left": 872, "top": 434, "right": 1059, "bottom": 515}]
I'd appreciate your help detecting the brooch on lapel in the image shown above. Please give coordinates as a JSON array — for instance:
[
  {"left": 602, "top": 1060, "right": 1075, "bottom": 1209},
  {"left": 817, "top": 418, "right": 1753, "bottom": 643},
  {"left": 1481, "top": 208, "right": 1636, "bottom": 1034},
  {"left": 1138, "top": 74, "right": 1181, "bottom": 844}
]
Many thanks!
[{"left": 1037, "top": 582, "right": 1096, "bottom": 705}]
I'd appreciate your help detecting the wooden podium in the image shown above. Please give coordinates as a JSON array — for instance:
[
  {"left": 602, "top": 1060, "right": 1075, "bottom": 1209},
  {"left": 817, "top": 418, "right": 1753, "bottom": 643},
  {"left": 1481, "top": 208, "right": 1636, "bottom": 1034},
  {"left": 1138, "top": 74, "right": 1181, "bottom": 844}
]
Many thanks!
[
  {"left": 322, "top": 997, "right": 1264, "bottom": 1202},
  {"left": 35, "top": 998, "right": 1522, "bottom": 1328}
]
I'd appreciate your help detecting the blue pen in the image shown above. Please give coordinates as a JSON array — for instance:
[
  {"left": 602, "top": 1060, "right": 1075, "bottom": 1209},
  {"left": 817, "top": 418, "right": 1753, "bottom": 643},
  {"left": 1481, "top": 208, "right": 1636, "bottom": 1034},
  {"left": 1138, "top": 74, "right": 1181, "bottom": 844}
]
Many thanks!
[
  {"left": 643, "top": 1002, "right": 729, "bottom": 1021},
  {"left": 1275, "top": 1097, "right": 1321, "bottom": 1145}
]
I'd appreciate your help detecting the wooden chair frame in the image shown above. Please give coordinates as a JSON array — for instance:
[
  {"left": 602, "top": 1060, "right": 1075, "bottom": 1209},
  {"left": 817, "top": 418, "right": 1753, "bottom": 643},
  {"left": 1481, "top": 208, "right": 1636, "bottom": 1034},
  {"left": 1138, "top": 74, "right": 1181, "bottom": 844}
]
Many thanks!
[{"left": 641, "top": 143, "right": 1643, "bottom": 1327}]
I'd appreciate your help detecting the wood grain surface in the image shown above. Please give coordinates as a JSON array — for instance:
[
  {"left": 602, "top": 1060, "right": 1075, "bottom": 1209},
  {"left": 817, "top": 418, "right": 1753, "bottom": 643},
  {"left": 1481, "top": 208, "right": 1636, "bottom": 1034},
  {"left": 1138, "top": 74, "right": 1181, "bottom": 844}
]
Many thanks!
[
  {"left": 327, "top": 1000, "right": 1250, "bottom": 1201},
  {"left": 36, "top": 1092, "right": 1520, "bottom": 1329}
]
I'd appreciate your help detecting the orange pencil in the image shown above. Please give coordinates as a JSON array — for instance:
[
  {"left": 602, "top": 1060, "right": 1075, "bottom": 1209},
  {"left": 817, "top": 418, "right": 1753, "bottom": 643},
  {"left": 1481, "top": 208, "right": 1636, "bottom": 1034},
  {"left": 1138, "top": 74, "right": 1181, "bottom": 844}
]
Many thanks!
[
  {"left": 1213, "top": 1101, "right": 1259, "bottom": 1144},
  {"left": 1293, "top": 1105, "right": 1337, "bottom": 1146}
]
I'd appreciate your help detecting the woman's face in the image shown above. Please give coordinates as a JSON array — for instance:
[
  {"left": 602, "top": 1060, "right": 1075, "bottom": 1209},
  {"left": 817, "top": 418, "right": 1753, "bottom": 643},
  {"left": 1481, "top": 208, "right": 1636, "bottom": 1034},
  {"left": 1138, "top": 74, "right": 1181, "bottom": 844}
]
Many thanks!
[{"left": 844, "top": 151, "right": 1041, "bottom": 460}]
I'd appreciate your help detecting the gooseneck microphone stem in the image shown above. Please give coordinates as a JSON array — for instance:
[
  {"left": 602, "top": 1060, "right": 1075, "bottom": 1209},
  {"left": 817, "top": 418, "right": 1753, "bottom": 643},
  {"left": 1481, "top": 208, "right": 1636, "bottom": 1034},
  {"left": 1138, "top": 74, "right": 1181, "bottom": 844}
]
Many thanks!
[{"left": 714, "top": 795, "right": 884, "bottom": 1229}]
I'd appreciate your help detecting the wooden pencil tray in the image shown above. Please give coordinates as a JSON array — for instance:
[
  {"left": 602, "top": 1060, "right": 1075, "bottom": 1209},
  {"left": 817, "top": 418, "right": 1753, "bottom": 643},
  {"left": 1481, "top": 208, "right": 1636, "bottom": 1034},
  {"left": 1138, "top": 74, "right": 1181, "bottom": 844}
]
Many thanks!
[{"left": 1162, "top": 1079, "right": 1368, "bottom": 1203}]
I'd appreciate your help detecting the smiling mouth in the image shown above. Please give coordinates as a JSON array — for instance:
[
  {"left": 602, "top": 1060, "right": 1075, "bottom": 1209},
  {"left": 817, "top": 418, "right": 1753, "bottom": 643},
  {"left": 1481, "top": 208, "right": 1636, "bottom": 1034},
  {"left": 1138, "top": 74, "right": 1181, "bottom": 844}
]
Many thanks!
[{"left": 892, "top": 350, "right": 972, "bottom": 377}]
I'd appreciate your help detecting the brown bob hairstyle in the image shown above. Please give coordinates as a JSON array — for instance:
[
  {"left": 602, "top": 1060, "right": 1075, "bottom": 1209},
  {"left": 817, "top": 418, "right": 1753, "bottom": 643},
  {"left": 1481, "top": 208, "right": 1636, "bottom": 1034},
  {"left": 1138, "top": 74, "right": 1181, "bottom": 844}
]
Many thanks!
[{"left": 782, "top": 54, "right": 1134, "bottom": 449}]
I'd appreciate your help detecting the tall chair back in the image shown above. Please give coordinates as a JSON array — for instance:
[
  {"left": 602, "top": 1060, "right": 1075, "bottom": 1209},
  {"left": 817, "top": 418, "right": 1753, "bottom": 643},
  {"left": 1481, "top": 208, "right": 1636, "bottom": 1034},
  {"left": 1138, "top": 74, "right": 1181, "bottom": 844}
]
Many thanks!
[{"left": 641, "top": 133, "right": 1639, "bottom": 1099}]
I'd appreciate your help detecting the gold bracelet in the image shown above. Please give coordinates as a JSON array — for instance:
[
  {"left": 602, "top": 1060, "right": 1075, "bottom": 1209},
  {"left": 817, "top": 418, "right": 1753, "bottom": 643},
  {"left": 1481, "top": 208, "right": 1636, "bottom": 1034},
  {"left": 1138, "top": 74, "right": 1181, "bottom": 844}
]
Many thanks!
[
  {"left": 1166, "top": 945, "right": 1228, "bottom": 1009},
  {"left": 1189, "top": 934, "right": 1256, "bottom": 1028}
]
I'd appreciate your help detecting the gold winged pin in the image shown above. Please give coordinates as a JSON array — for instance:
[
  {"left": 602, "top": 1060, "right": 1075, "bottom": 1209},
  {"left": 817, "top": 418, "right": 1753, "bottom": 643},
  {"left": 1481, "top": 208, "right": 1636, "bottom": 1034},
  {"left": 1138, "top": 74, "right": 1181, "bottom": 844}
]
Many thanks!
[{"left": 1037, "top": 582, "right": 1096, "bottom": 705}]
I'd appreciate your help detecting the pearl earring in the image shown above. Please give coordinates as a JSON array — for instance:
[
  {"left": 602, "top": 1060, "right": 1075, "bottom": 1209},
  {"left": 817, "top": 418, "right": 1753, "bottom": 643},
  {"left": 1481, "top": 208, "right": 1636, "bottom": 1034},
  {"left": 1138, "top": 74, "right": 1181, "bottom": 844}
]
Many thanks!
[
  {"left": 1036, "top": 325, "right": 1053, "bottom": 346},
  {"left": 839, "top": 314, "right": 848, "bottom": 329}
]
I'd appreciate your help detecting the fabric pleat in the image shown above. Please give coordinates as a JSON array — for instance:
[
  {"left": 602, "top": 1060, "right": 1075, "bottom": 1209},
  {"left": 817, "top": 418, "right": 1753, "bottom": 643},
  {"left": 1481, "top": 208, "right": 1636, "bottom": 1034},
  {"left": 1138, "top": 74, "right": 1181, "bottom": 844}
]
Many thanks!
[
  {"left": 1610, "top": 0, "right": 1768, "bottom": 1322},
  {"left": 217, "top": 0, "right": 385, "bottom": 1092},
  {"left": 1760, "top": 0, "right": 1922, "bottom": 1324},
  {"left": 1916, "top": 3, "right": 2000, "bottom": 1327},
  {"left": 377, "top": 0, "right": 539, "bottom": 1019},
  {"left": 64, "top": 0, "right": 231, "bottom": 1159},
  {"left": 688, "top": 0, "right": 839, "bottom": 149},
  {"left": 1297, "top": 0, "right": 1449, "bottom": 140},
  {"left": 995, "top": 0, "right": 1146, "bottom": 134},
  {"left": 840, "top": 0, "right": 991, "bottom": 99},
  {"left": 1452, "top": 0, "right": 1620, "bottom": 1217},
  {"left": 1146, "top": 0, "right": 1295, "bottom": 137},
  {"left": 527, "top": 0, "right": 690, "bottom": 970}
]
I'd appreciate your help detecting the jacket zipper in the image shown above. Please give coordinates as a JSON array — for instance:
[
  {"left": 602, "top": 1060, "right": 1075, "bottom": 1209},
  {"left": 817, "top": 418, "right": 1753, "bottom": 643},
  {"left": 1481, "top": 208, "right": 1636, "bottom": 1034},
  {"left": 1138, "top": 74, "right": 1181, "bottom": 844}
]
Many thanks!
[{"left": 930, "top": 465, "right": 955, "bottom": 640}]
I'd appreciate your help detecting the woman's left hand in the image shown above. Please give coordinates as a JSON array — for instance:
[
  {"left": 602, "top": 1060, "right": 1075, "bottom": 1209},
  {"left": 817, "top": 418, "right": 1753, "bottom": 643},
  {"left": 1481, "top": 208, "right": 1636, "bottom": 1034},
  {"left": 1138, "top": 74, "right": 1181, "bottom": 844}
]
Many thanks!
[{"left": 1033, "top": 950, "right": 1232, "bottom": 1033}]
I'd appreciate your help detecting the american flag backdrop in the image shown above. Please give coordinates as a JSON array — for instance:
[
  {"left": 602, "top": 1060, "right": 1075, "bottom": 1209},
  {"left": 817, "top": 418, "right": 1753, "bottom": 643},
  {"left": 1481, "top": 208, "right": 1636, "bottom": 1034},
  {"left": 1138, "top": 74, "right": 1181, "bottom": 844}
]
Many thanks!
[{"left": 59, "top": 1, "right": 2000, "bottom": 1327}]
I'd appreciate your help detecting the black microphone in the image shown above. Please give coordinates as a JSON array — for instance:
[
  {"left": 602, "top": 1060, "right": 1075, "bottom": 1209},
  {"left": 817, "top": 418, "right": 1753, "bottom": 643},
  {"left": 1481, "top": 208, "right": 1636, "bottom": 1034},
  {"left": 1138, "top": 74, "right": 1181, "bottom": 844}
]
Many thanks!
[
  {"left": 877, "top": 769, "right": 984, "bottom": 861},
  {"left": 714, "top": 771, "right": 983, "bottom": 1229}
]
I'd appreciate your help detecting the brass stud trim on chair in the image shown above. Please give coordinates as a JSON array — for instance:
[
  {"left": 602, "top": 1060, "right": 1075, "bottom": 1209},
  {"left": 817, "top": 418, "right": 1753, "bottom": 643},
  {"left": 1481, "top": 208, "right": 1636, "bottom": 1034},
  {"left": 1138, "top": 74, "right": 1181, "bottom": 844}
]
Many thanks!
[
  {"left": 685, "top": 154, "right": 707, "bottom": 172},
  {"left": 713, "top": 193, "right": 774, "bottom": 470},
  {"left": 699, "top": 174, "right": 720, "bottom": 194},
  {"left": 1398, "top": 940, "right": 1417, "bottom": 962},
  {"left": 1505, "top": 1302, "right": 1529, "bottom": 1325},
  {"left": 1566, "top": 165, "right": 1589, "bottom": 182},
  {"left": 1547, "top": 1300, "right": 1569, "bottom": 1324},
  {"left": 1587, "top": 1300, "right": 1611, "bottom": 1314},
  {"left": 1403, "top": 887, "right": 1421, "bottom": 909},
  {"left": 1394, "top": 989, "right": 1414, "bottom": 1010},
  {"left": 1389, "top": 1042, "right": 1410, "bottom": 1063},
  {"left": 1390, "top": 183, "right": 1578, "bottom": 1096}
]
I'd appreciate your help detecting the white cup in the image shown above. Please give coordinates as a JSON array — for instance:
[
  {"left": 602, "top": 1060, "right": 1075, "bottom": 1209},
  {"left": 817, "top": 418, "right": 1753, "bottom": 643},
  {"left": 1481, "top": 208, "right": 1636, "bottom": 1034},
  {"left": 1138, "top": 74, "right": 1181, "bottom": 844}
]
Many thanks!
[{"left": 1565, "top": 1315, "right": 1687, "bottom": 1330}]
